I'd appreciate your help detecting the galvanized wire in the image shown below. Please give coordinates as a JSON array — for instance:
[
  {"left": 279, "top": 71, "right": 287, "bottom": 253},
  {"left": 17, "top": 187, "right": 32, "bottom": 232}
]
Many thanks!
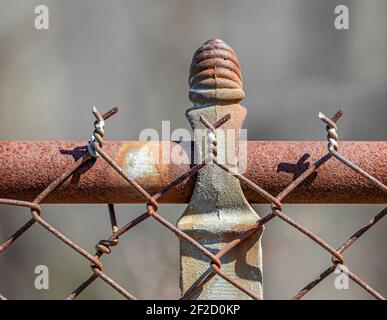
[{"left": 0, "top": 107, "right": 385, "bottom": 300}]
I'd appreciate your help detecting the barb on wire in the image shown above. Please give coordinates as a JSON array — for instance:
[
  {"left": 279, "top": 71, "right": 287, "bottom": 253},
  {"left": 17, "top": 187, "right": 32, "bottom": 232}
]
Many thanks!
[
  {"left": 95, "top": 204, "right": 119, "bottom": 254},
  {"left": 319, "top": 109, "right": 387, "bottom": 193},
  {"left": 318, "top": 109, "right": 342, "bottom": 151},
  {"left": 88, "top": 106, "right": 106, "bottom": 158}
]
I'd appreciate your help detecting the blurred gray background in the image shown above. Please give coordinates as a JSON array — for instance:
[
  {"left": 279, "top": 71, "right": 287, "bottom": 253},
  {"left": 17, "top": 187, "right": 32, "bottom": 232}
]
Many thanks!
[{"left": 0, "top": 0, "right": 386, "bottom": 299}]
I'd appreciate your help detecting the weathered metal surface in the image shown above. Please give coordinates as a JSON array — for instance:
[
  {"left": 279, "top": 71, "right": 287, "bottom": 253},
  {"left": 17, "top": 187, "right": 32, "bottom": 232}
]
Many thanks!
[
  {"left": 1, "top": 37, "right": 386, "bottom": 301},
  {"left": 177, "top": 39, "right": 263, "bottom": 300},
  {"left": 0, "top": 140, "right": 385, "bottom": 203}
]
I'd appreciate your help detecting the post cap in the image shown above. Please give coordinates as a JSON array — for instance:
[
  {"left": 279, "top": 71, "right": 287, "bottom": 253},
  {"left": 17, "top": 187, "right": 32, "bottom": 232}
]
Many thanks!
[{"left": 189, "top": 39, "right": 245, "bottom": 105}]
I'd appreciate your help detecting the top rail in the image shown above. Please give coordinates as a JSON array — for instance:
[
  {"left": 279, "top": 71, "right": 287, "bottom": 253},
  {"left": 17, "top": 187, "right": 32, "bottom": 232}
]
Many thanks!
[{"left": 0, "top": 140, "right": 385, "bottom": 204}]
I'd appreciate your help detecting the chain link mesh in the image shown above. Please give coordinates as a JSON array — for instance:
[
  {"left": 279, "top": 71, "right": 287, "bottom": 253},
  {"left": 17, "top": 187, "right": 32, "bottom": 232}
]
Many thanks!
[{"left": 0, "top": 107, "right": 385, "bottom": 300}]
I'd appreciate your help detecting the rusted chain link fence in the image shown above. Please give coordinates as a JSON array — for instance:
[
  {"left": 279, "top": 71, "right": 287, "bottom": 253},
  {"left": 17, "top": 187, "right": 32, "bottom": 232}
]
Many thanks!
[
  {"left": 0, "top": 39, "right": 386, "bottom": 300},
  {"left": 0, "top": 105, "right": 385, "bottom": 300}
]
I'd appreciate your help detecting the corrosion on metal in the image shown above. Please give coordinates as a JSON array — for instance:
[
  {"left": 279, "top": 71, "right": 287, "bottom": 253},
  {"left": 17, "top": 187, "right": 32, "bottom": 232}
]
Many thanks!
[
  {"left": 0, "top": 38, "right": 386, "bottom": 301},
  {"left": 0, "top": 140, "right": 385, "bottom": 204}
]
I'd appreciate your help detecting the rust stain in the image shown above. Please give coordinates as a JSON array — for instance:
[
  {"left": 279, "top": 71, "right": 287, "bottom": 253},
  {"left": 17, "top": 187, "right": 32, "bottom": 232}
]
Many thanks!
[{"left": 0, "top": 140, "right": 385, "bottom": 203}]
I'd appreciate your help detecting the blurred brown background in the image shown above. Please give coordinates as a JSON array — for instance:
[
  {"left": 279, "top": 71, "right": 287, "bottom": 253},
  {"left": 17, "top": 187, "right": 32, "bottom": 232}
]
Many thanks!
[{"left": 0, "top": 0, "right": 386, "bottom": 299}]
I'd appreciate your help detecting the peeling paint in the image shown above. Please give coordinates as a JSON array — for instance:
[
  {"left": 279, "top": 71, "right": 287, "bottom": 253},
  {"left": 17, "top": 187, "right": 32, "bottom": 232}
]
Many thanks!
[{"left": 123, "top": 145, "right": 159, "bottom": 179}]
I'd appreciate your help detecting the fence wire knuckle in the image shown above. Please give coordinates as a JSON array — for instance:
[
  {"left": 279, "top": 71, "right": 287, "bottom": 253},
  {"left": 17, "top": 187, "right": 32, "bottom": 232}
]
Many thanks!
[{"left": 0, "top": 105, "right": 386, "bottom": 301}]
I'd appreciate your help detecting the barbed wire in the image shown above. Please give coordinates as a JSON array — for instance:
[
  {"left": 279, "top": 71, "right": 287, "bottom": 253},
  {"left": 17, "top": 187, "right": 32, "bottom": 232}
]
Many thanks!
[{"left": 0, "top": 107, "right": 385, "bottom": 300}]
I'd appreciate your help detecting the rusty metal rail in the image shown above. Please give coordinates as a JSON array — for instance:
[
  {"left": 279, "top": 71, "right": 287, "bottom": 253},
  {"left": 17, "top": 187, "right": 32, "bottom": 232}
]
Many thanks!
[
  {"left": 0, "top": 140, "right": 385, "bottom": 204},
  {"left": 0, "top": 39, "right": 386, "bottom": 300}
]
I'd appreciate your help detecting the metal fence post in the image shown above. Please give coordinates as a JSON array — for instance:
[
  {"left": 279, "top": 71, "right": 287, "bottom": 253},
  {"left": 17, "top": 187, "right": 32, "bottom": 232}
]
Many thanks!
[{"left": 176, "top": 39, "right": 264, "bottom": 299}]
